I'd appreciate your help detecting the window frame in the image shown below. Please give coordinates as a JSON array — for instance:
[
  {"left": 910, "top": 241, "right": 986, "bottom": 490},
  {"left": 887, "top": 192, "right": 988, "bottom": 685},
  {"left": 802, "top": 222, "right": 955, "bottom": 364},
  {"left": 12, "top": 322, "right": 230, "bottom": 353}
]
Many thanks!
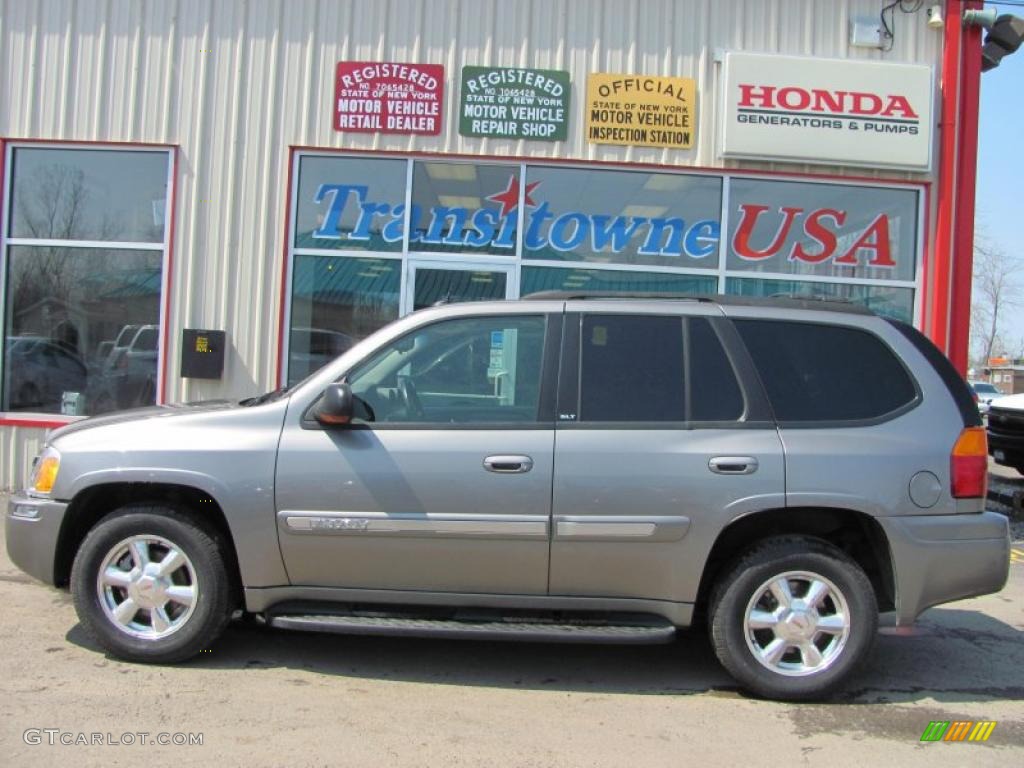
[{"left": 0, "top": 139, "right": 177, "bottom": 426}]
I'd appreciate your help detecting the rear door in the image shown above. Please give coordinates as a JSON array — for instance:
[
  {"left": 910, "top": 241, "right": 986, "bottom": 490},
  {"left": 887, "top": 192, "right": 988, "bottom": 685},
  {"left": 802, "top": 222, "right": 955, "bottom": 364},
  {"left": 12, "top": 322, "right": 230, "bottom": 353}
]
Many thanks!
[{"left": 548, "top": 305, "right": 786, "bottom": 604}]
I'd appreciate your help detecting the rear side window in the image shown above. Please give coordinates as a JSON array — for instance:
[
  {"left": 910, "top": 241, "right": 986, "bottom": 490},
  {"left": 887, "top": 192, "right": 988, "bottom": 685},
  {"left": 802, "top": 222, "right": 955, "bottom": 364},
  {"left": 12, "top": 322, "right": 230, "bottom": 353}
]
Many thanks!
[
  {"left": 578, "top": 315, "right": 744, "bottom": 423},
  {"left": 734, "top": 320, "right": 917, "bottom": 423}
]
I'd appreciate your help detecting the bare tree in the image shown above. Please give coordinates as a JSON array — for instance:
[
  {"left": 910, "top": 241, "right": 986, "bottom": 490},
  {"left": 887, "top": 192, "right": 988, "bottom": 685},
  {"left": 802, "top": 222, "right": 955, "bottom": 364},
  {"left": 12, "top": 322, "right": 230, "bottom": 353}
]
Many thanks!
[{"left": 970, "top": 236, "right": 1024, "bottom": 365}]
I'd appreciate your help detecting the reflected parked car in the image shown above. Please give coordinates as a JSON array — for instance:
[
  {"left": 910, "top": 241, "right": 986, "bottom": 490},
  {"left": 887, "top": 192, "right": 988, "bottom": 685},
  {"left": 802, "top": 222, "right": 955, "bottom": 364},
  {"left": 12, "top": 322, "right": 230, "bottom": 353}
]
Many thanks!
[
  {"left": 968, "top": 380, "right": 1002, "bottom": 415},
  {"left": 4, "top": 336, "right": 87, "bottom": 412},
  {"left": 88, "top": 325, "right": 159, "bottom": 413}
]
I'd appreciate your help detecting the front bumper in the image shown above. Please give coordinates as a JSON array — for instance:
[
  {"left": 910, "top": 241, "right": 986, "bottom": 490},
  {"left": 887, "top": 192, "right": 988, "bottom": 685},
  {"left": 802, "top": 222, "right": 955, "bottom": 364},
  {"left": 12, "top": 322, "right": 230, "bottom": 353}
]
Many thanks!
[
  {"left": 878, "top": 511, "right": 1010, "bottom": 625},
  {"left": 988, "top": 432, "right": 1024, "bottom": 469},
  {"left": 5, "top": 493, "right": 69, "bottom": 585}
]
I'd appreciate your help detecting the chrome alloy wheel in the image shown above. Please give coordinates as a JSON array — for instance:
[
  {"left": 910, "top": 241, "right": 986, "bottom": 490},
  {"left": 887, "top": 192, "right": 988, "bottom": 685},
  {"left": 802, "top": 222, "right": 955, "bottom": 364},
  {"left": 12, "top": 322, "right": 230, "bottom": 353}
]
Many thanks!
[
  {"left": 96, "top": 535, "right": 199, "bottom": 640},
  {"left": 743, "top": 570, "right": 851, "bottom": 677}
]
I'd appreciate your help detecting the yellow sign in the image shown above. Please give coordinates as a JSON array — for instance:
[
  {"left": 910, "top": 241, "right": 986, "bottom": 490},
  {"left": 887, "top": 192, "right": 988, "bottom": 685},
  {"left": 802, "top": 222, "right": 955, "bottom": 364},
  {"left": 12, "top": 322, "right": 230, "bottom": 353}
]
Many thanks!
[{"left": 586, "top": 73, "right": 696, "bottom": 149}]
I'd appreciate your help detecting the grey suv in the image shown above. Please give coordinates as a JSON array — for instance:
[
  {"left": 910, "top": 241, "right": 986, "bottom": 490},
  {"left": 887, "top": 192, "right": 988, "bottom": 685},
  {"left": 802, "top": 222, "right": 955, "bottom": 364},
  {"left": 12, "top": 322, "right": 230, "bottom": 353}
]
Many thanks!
[{"left": 6, "top": 294, "right": 1010, "bottom": 700}]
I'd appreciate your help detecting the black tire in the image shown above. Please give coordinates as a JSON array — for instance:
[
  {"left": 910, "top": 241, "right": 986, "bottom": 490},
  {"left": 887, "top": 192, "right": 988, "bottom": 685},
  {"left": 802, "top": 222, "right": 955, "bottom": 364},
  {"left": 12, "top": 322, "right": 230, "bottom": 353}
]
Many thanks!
[
  {"left": 70, "top": 505, "right": 234, "bottom": 663},
  {"left": 708, "top": 536, "right": 877, "bottom": 701}
]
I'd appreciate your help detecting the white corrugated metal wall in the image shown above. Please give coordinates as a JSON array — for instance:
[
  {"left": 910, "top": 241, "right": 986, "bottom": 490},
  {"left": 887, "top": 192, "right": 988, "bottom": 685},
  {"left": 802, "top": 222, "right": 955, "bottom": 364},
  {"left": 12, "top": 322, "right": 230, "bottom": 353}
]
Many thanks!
[{"left": 0, "top": 0, "right": 943, "bottom": 488}]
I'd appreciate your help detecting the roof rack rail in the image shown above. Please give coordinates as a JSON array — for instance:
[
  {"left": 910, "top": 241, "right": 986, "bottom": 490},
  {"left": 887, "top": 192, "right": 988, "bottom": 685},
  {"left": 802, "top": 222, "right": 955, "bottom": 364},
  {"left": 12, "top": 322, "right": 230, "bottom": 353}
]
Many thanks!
[{"left": 520, "top": 290, "right": 874, "bottom": 315}]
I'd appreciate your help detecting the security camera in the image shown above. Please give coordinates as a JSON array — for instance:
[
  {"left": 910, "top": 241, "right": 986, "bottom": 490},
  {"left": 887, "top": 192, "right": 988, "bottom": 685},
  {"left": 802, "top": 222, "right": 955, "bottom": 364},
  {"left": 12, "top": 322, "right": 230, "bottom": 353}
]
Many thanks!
[{"left": 927, "top": 5, "right": 944, "bottom": 30}]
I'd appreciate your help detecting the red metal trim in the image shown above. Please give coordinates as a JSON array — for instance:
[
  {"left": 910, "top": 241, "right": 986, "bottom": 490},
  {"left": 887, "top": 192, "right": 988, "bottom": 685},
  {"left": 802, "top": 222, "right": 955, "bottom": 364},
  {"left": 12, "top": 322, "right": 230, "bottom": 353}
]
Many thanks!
[
  {"left": 158, "top": 146, "right": 180, "bottom": 404},
  {"left": 931, "top": 0, "right": 965, "bottom": 353},
  {"left": 0, "top": 416, "right": 75, "bottom": 429},
  {"left": 919, "top": 183, "right": 933, "bottom": 328},
  {"left": 276, "top": 147, "right": 298, "bottom": 389},
  {"left": 948, "top": 1, "right": 984, "bottom": 374},
  {"left": 286, "top": 144, "right": 931, "bottom": 187}
]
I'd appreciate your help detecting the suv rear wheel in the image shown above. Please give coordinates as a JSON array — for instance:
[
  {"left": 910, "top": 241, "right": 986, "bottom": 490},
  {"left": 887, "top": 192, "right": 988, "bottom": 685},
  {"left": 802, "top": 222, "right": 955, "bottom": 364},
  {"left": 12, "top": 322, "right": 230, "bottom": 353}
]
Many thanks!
[
  {"left": 71, "top": 506, "right": 233, "bottom": 663},
  {"left": 709, "top": 536, "right": 877, "bottom": 700}
]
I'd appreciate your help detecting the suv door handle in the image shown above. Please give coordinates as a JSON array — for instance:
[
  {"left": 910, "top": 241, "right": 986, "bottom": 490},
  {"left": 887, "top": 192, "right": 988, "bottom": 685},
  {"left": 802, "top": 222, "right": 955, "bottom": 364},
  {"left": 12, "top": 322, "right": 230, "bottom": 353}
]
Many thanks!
[
  {"left": 708, "top": 456, "right": 759, "bottom": 475},
  {"left": 483, "top": 455, "right": 534, "bottom": 474}
]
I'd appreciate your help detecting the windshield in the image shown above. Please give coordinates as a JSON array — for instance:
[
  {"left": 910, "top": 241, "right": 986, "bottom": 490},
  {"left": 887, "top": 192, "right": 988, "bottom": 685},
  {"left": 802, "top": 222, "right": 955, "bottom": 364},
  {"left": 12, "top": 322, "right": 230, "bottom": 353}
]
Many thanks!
[{"left": 972, "top": 383, "right": 1000, "bottom": 394}]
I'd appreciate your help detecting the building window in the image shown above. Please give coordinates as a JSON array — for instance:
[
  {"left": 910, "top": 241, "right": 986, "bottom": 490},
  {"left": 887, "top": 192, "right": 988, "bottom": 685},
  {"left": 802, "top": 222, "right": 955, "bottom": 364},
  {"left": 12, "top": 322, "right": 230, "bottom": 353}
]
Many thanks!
[
  {"left": 2, "top": 145, "right": 172, "bottom": 416},
  {"left": 288, "top": 255, "right": 401, "bottom": 385},
  {"left": 522, "top": 167, "right": 722, "bottom": 268},
  {"left": 284, "top": 151, "right": 924, "bottom": 385},
  {"left": 725, "top": 178, "right": 919, "bottom": 282}
]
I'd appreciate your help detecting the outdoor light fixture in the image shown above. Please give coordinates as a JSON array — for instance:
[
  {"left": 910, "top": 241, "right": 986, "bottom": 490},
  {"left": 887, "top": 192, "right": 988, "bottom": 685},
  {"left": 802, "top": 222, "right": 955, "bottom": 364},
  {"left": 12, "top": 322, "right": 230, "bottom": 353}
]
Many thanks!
[
  {"left": 983, "top": 15, "right": 1024, "bottom": 71},
  {"left": 926, "top": 5, "right": 944, "bottom": 29}
]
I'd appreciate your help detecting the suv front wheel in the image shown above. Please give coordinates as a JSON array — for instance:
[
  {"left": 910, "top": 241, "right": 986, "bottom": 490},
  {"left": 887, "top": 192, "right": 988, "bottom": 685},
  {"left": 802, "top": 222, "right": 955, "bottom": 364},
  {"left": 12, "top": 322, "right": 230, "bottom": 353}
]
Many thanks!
[
  {"left": 71, "top": 506, "right": 234, "bottom": 663},
  {"left": 709, "top": 536, "right": 877, "bottom": 700}
]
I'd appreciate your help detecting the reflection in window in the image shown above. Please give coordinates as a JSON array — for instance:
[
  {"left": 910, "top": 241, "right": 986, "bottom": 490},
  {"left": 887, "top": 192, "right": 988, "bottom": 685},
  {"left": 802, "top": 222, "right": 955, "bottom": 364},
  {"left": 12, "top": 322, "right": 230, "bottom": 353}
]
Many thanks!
[
  {"left": 725, "top": 277, "right": 914, "bottom": 322},
  {"left": 521, "top": 266, "right": 716, "bottom": 296},
  {"left": 347, "top": 315, "right": 546, "bottom": 424},
  {"left": 409, "top": 162, "right": 520, "bottom": 255},
  {"left": 412, "top": 268, "right": 507, "bottom": 310},
  {"left": 522, "top": 167, "right": 721, "bottom": 268},
  {"left": 10, "top": 148, "right": 168, "bottom": 243},
  {"left": 289, "top": 255, "right": 401, "bottom": 385},
  {"left": 2, "top": 247, "right": 163, "bottom": 415},
  {"left": 726, "top": 179, "right": 918, "bottom": 282},
  {"left": 294, "top": 156, "right": 407, "bottom": 252}
]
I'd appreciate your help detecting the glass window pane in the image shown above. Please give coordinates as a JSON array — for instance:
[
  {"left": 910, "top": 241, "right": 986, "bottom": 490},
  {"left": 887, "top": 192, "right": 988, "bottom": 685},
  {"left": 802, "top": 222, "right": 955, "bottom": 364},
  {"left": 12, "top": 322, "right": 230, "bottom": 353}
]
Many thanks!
[
  {"left": 522, "top": 167, "right": 721, "bottom": 268},
  {"left": 688, "top": 318, "right": 744, "bottom": 421},
  {"left": 289, "top": 255, "right": 401, "bottom": 385},
  {"left": 413, "top": 268, "right": 507, "bottom": 311},
  {"left": 521, "top": 266, "right": 716, "bottom": 295},
  {"left": 348, "top": 315, "right": 546, "bottom": 424},
  {"left": 9, "top": 148, "right": 169, "bottom": 243},
  {"left": 725, "top": 179, "right": 919, "bottom": 281},
  {"left": 580, "top": 315, "right": 685, "bottom": 422},
  {"left": 734, "top": 320, "right": 917, "bottom": 422},
  {"left": 3, "top": 246, "right": 163, "bottom": 415},
  {"left": 409, "top": 162, "right": 520, "bottom": 255},
  {"left": 294, "top": 156, "right": 407, "bottom": 252},
  {"left": 725, "top": 277, "right": 914, "bottom": 322}
]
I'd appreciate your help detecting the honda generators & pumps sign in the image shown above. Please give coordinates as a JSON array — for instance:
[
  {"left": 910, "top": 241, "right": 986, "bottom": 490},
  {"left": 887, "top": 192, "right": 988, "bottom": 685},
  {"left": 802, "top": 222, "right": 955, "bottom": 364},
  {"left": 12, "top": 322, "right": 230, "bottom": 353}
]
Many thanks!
[{"left": 721, "top": 52, "right": 933, "bottom": 171}]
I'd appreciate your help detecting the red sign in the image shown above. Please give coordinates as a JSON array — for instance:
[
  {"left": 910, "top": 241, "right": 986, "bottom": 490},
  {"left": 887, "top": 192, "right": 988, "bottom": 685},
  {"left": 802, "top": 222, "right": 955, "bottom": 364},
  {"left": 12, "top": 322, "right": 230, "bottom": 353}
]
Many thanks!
[
  {"left": 733, "top": 205, "right": 895, "bottom": 268},
  {"left": 333, "top": 62, "right": 444, "bottom": 135}
]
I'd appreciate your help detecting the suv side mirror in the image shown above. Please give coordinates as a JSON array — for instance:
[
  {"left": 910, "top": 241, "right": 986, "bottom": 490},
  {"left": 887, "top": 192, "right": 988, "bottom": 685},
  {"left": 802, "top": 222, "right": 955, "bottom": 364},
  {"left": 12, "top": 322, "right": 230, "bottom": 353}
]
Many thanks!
[{"left": 315, "top": 382, "right": 355, "bottom": 426}]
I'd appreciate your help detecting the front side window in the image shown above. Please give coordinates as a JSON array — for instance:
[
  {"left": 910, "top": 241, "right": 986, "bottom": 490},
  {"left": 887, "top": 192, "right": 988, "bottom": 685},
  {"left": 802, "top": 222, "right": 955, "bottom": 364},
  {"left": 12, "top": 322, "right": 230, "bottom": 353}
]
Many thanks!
[
  {"left": 2, "top": 146, "right": 171, "bottom": 416},
  {"left": 347, "top": 315, "right": 547, "bottom": 424}
]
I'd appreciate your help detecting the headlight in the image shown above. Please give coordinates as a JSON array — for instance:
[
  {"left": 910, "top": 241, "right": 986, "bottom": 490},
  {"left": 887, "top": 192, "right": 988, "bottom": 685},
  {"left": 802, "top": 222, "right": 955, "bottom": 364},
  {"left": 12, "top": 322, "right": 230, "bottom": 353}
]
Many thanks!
[{"left": 28, "top": 446, "right": 60, "bottom": 495}]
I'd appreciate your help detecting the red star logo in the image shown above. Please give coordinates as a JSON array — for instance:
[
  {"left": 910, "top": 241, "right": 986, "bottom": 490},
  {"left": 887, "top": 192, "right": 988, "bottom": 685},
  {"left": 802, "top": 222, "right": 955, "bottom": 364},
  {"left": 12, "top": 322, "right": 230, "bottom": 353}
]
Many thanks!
[{"left": 486, "top": 176, "right": 540, "bottom": 218}]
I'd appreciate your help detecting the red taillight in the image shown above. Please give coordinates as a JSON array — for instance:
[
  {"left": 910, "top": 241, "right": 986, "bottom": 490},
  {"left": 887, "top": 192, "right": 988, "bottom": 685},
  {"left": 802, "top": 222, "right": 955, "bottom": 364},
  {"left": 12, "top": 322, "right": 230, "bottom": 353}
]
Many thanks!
[{"left": 951, "top": 427, "right": 988, "bottom": 499}]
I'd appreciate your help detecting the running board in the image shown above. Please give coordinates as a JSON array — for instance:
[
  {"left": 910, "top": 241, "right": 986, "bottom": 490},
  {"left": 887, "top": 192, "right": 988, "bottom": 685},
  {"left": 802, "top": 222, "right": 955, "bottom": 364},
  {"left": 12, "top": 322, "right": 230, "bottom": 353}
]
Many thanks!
[{"left": 267, "top": 613, "right": 677, "bottom": 645}]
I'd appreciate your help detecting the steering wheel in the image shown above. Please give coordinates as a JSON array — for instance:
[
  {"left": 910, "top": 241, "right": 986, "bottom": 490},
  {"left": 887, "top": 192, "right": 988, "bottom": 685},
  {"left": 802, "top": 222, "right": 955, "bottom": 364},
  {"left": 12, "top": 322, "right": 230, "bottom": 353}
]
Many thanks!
[{"left": 398, "top": 377, "right": 425, "bottom": 420}]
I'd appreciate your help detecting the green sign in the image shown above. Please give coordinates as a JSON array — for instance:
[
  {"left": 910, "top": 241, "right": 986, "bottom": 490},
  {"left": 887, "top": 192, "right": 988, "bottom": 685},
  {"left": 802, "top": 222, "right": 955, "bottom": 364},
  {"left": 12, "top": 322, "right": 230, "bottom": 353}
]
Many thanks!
[{"left": 459, "top": 66, "right": 571, "bottom": 141}]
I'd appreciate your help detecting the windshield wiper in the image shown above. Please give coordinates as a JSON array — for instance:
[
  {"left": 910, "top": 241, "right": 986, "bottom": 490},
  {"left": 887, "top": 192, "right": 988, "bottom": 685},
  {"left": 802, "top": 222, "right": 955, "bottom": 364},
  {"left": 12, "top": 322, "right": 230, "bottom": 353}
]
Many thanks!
[{"left": 239, "top": 386, "right": 290, "bottom": 407}]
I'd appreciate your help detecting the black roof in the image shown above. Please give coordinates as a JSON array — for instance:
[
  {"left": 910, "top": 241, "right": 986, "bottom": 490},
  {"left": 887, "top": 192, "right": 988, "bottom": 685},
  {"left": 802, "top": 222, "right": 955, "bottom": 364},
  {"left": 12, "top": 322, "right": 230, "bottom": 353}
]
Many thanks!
[{"left": 520, "top": 290, "right": 875, "bottom": 316}]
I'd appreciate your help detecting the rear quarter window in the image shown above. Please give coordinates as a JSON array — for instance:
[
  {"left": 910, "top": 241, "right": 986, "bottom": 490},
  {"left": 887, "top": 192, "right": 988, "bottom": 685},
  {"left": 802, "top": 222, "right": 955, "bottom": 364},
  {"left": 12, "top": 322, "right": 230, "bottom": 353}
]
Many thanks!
[{"left": 734, "top": 319, "right": 917, "bottom": 423}]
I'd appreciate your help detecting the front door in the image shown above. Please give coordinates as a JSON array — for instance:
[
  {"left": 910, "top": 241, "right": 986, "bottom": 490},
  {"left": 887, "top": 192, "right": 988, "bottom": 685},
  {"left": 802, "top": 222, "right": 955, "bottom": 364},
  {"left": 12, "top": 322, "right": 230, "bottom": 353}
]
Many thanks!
[
  {"left": 275, "top": 310, "right": 557, "bottom": 594},
  {"left": 403, "top": 259, "right": 516, "bottom": 314}
]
